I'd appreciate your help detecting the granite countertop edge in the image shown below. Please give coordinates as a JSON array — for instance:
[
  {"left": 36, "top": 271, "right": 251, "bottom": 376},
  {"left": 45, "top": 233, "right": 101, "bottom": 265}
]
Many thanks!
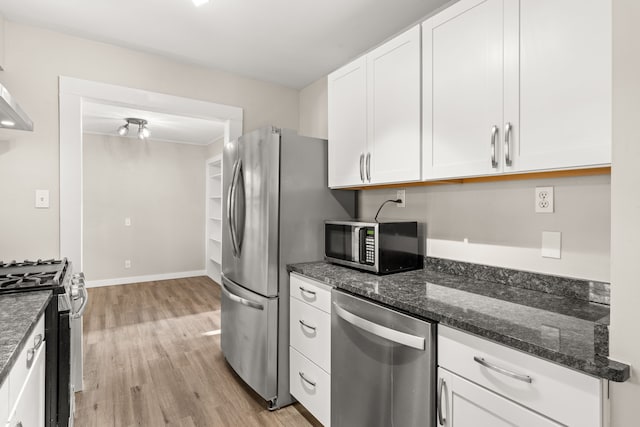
[
  {"left": 288, "top": 264, "right": 630, "bottom": 383},
  {"left": 0, "top": 291, "right": 53, "bottom": 386}
]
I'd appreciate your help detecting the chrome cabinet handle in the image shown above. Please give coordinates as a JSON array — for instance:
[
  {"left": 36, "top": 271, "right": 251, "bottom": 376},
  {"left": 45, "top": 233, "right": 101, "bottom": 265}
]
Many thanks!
[
  {"left": 221, "top": 280, "right": 264, "bottom": 311},
  {"left": 359, "top": 153, "right": 365, "bottom": 182},
  {"left": 333, "top": 302, "right": 425, "bottom": 350},
  {"left": 299, "top": 286, "right": 316, "bottom": 296},
  {"left": 33, "top": 333, "right": 43, "bottom": 350},
  {"left": 474, "top": 356, "right": 532, "bottom": 383},
  {"left": 437, "top": 378, "right": 447, "bottom": 426},
  {"left": 504, "top": 122, "right": 513, "bottom": 167},
  {"left": 26, "top": 348, "right": 35, "bottom": 369},
  {"left": 365, "top": 153, "right": 371, "bottom": 182},
  {"left": 299, "top": 320, "right": 317, "bottom": 331},
  {"left": 299, "top": 371, "right": 316, "bottom": 387},
  {"left": 490, "top": 125, "right": 499, "bottom": 168}
]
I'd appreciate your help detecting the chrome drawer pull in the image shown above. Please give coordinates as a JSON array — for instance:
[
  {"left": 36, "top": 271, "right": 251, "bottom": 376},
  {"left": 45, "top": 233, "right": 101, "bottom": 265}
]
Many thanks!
[
  {"left": 299, "top": 320, "right": 317, "bottom": 331},
  {"left": 437, "top": 378, "right": 447, "bottom": 426},
  {"left": 34, "top": 333, "right": 43, "bottom": 350},
  {"left": 299, "top": 286, "right": 316, "bottom": 296},
  {"left": 474, "top": 356, "right": 532, "bottom": 383},
  {"left": 490, "top": 125, "right": 499, "bottom": 168},
  {"left": 299, "top": 371, "right": 316, "bottom": 387}
]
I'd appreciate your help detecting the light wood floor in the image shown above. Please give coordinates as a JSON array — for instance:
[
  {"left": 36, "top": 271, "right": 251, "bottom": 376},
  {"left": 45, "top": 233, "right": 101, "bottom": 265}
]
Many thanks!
[{"left": 74, "top": 276, "right": 321, "bottom": 427}]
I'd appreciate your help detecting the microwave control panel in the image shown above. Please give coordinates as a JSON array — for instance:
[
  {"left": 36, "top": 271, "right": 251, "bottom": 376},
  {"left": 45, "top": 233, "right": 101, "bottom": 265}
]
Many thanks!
[{"left": 362, "top": 228, "right": 375, "bottom": 265}]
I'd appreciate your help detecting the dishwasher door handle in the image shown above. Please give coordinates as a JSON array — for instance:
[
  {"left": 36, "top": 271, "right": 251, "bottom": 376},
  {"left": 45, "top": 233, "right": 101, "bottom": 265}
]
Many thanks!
[{"left": 333, "top": 302, "right": 425, "bottom": 350}]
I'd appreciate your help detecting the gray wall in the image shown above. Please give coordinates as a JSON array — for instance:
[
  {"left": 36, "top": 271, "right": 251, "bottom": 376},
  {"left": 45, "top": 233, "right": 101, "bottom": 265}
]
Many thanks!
[
  {"left": 0, "top": 20, "right": 299, "bottom": 261},
  {"left": 82, "top": 134, "right": 207, "bottom": 281},
  {"left": 610, "top": 0, "right": 640, "bottom": 423},
  {"left": 299, "top": 76, "right": 328, "bottom": 139}
]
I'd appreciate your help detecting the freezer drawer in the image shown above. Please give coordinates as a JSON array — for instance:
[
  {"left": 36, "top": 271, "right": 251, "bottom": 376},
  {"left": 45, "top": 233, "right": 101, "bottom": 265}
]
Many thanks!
[
  {"left": 220, "top": 276, "right": 278, "bottom": 402},
  {"left": 332, "top": 289, "right": 436, "bottom": 427}
]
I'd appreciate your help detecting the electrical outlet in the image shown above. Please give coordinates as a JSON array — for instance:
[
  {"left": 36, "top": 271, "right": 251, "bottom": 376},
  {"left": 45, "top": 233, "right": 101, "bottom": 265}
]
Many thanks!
[
  {"left": 535, "top": 186, "right": 554, "bottom": 213},
  {"left": 396, "top": 190, "right": 406, "bottom": 208},
  {"left": 124, "top": 260, "right": 131, "bottom": 269},
  {"left": 35, "top": 190, "right": 50, "bottom": 209}
]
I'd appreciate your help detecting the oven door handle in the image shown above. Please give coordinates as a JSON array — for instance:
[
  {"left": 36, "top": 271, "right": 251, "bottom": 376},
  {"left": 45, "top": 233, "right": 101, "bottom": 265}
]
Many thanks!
[
  {"left": 333, "top": 302, "right": 425, "bottom": 350},
  {"left": 72, "top": 284, "right": 89, "bottom": 319}
]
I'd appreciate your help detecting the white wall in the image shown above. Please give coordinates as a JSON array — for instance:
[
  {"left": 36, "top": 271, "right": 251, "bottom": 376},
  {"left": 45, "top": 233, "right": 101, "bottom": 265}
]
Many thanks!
[
  {"left": 0, "top": 20, "right": 299, "bottom": 261},
  {"left": 358, "top": 175, "right": 611, "bottom": 281},
  {"left": 610, "top": 0, "right": 640, "bottom": 423},
  {"left": 298, "top": 76, "right": 328, "bottom": 139},
  {"left": 83, "top": 133, "right": 206, "bottom": 281}
]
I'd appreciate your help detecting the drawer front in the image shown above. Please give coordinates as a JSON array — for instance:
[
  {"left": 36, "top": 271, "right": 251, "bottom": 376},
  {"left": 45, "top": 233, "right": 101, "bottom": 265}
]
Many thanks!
[
  {"left": 290, "top": 347, "right": 330, "bottom": 427},
  {"left": 290, "top": 273, "right": 332, "bottom": 313},
  {"left": 290, "top": 297, "right": 331, "bottom": 373},
  {"left": 8, "top": 314, "right": 45, "bottom": 412},
  {"left": 7, "top": 341, "right": 46, "bottom": 427},
  {"left": 0, "top": 377, "right": 8, "bottom": 425},
  {"left": 438, "top": 325, "right": 602, "bottom": 427}
]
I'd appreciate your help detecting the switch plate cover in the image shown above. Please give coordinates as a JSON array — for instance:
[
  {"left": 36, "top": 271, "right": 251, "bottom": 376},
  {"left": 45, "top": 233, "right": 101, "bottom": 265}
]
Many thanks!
[{"left": 35, "top": 190, "right": 49, "bottom": 208}]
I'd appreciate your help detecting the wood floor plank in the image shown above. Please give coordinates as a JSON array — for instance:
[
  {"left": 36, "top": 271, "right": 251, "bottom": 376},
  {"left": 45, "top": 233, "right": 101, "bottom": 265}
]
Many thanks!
[{"left": 74, "top": 277, "right": 320, "bottom": 427}]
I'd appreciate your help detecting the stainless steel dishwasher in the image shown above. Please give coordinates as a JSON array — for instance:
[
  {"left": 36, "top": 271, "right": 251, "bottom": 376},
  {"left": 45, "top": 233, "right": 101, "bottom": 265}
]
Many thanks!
[{"left": 332, "top": 289, "right": 436, "bottom": 427}]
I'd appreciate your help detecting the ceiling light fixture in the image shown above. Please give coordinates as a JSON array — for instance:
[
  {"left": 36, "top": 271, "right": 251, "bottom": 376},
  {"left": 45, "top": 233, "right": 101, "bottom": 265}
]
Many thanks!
[
  {"left": 0, "top": 119, "right": 16, "bottom": 127},
  {"left": 117, "top": 118, "right": 150, "bottom": 140},
  {"left": 192, "top": 0, "right": 209, "bottom": 6}
]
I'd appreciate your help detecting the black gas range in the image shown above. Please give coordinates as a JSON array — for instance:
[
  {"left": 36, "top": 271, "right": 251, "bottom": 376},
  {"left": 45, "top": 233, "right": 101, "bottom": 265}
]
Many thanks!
[{"left": 0, "top": 258, "right": 87, "bottom": 427}]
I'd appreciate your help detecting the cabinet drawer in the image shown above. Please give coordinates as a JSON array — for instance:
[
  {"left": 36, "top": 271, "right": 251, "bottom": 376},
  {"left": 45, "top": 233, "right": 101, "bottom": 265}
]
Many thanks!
[
  {"left": 7, "top": 341, "right": 46, "bottom": 427},
  {"left": 290, "top": 273, "right": 332, "bottom": 313},
  {"left": 290, "top": 347, "right": 330, "bottom": 427},
  {"left": 290, "top": 297, "right": 331, "bottom": 373},
  {"left": 8, "top": 314, "right": 45, "bottom": 412},
  {"left": 438, "top": 325, "right": 602, "bottom": 427}
]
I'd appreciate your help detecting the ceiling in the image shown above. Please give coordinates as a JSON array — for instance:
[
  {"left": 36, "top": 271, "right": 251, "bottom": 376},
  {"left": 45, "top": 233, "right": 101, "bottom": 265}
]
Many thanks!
[
  {"left": 82, "top": 102, "right": 226, "bottom": 145},
  {"left": 0, "top": 0, "right": 450, "bottom": 88}
]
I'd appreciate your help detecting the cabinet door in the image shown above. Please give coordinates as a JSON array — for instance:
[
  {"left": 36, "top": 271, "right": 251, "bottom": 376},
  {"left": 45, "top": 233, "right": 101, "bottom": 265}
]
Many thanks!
[
  {"left": 328, "top": 57, "right": 367, "bottom": 188},
  {"left": 509, "top": 0, "right": 611, "bottom": 171},
  {"left": 7, "top": 343, "right": 46, "bottom": 427},
  {"left": 367, "top": 25, "right": 421, "bottom": 184},
  {"left": 423, "top": 0, "right": 504, "bottom": 179},
  {"left": 437, "top": 368, "right": 562, "bottom": 427}
]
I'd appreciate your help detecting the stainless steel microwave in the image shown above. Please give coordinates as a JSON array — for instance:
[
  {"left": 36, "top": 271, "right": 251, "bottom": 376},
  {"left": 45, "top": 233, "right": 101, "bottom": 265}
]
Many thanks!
[{"left": 324, "top": 220, "right": 422, "bottom": 275}]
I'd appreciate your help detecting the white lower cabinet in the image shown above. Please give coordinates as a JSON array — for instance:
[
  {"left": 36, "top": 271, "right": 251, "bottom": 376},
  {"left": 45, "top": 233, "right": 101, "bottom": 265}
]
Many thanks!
[
  {"left": 438, "top": 325, "right": 605, "bottom": 427},
  {"left": 438, "top": 368, "right": 561, "bottom": 427},
  {"left": 289, "top": 273, "right": 331, "bottom": 426},
  {"left": 0, "top": 377, "right": 8, "bottom": 425}
]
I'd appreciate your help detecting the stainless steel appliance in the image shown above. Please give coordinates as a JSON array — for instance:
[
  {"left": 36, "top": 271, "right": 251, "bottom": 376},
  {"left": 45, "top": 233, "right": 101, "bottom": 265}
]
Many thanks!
[
  {"left": 325, "top": 220, "right": 421, "bottom": 274},
  {"left": 0, "top": 258, "right": 88, "bottom": 427},
  {"left": 332, "top": 289, "right": 436, "bottom": 427},
  {"left": 221, "top": 126, "right": 355, "bottom": 409}
]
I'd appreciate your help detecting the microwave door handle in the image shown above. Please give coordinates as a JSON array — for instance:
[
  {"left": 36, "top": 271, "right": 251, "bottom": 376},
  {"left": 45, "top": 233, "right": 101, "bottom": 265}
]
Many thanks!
[{"left": 353, "top": 226, "right": 361, "bottom": 264}]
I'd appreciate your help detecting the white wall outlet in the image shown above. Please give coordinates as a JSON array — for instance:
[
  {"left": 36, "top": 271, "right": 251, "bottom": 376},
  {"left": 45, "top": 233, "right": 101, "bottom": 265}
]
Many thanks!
[
  {"left": 124, "top": 259, "right": 131, "bottom": 268},
  {"left": 125, "top": 217, "right": 131, "bottom": 226},
  {"left": 35, "top": 189, "right": 50, "bottom": 208},
  {"left": 535, "top": 186, "right": 554, "bottom": 213},
  {"left": 541, "top": 231, "right": 561, "bottom": 259},
  {"left": 396, "top": 190, "right": 406, "bottom": 208}
]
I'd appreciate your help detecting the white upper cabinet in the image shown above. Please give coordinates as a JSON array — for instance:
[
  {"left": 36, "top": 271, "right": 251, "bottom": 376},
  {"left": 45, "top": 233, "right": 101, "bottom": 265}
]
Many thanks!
[
  {"left": 423, "top": 0, "right": 612, "bottom": 180},
  {"left": 423, "top": 0, "right": 505, "bottom": 179},
  {"left": 514, "top": 0, "right": 612, "bottom": 171},
  {"left": 328, "top": 26, "right": 421, "bottom": 188},
  {"left": 367, "top": 26, "right": 421, "bottom": 184},
  {"left": 328, "top": 57, "right": 367, "bottom": 188}
]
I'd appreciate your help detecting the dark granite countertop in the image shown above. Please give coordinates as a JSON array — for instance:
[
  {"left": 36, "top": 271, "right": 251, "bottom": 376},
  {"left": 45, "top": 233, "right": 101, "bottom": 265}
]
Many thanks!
[
  {"left": 288, "top": 261, "right": 630, "bottom": 382},
  {"left": 0, "top": 291, "right": 52, "bottom": 386}
]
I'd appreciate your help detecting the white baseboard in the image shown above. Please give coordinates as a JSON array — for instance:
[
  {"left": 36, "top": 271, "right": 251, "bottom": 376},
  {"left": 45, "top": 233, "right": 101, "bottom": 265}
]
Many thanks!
[{"left": 85, "top": 270, "right": 207, "bottom": 288}]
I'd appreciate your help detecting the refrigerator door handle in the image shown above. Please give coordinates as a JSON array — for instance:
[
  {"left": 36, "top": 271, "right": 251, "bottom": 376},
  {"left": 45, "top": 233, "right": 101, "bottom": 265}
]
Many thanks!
[
  {"left": 221, "top": 280, "right": 264, "bottom": 311},
  {"left": 234, "top": 160, "right": 245, "bottom": 255},
  {"left": 227, "top": 159, "right": 241, "bottom": 257}
]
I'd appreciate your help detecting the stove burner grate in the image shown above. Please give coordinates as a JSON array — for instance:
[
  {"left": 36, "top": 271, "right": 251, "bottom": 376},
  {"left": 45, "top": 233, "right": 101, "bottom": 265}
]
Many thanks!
[
  {"left": 0, "top": 272, "right": 59, "bottom": 289},
  {"left": 0, "top": 259, "right": 62, "bottom": 268}
]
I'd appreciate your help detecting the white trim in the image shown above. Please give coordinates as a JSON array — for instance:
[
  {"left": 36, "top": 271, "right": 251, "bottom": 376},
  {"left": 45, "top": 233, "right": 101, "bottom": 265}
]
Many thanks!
[
  {"left": 85, "top": 270, "right": 207, "bottom": 288},
  {"left": 59, "top": 76, "right": 243, "bottom": 271}
]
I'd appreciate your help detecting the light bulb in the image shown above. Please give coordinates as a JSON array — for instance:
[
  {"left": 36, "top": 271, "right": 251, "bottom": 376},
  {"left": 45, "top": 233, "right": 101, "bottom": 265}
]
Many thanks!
[
  {"left": 117, "top": 123, "right": 129, "bottom": 136},
  {"left": 1, "top": 120, "right": 15, "bottom": 127},
  {"left": 137, "top": 125, "right": 146, "bottom": 140},
  {"left": 141, "top": 125, "right": 150, "bottom": 139}
]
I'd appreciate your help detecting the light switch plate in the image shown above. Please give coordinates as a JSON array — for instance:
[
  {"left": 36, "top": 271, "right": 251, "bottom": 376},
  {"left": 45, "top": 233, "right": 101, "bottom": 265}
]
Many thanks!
[
  {"left": 125, "top": 217, "right": 131, "bottom": 226},
  {"left": 35, "top": 190, "right": 49, "bottom": 208},
  {"left": 541, "top": 231, "right": 561, "bottom": 259}
]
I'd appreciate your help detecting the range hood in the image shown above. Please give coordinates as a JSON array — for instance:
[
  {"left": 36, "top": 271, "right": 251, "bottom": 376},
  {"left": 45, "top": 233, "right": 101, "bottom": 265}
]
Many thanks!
[{"left": 0, "top": 83, "right": 33, "bottom": 131}]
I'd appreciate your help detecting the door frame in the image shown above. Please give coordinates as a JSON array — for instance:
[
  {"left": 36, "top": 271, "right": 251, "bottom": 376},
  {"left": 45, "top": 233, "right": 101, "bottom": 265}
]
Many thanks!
[{"left": 59, "top": 76, "right": 243, "bottom": 271}]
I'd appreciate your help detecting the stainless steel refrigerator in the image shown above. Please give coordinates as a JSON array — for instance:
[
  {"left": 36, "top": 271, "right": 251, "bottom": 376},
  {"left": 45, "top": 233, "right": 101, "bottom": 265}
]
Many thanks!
[{"left": 220, "top": 126, "right": 355, "bottom": 409}]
